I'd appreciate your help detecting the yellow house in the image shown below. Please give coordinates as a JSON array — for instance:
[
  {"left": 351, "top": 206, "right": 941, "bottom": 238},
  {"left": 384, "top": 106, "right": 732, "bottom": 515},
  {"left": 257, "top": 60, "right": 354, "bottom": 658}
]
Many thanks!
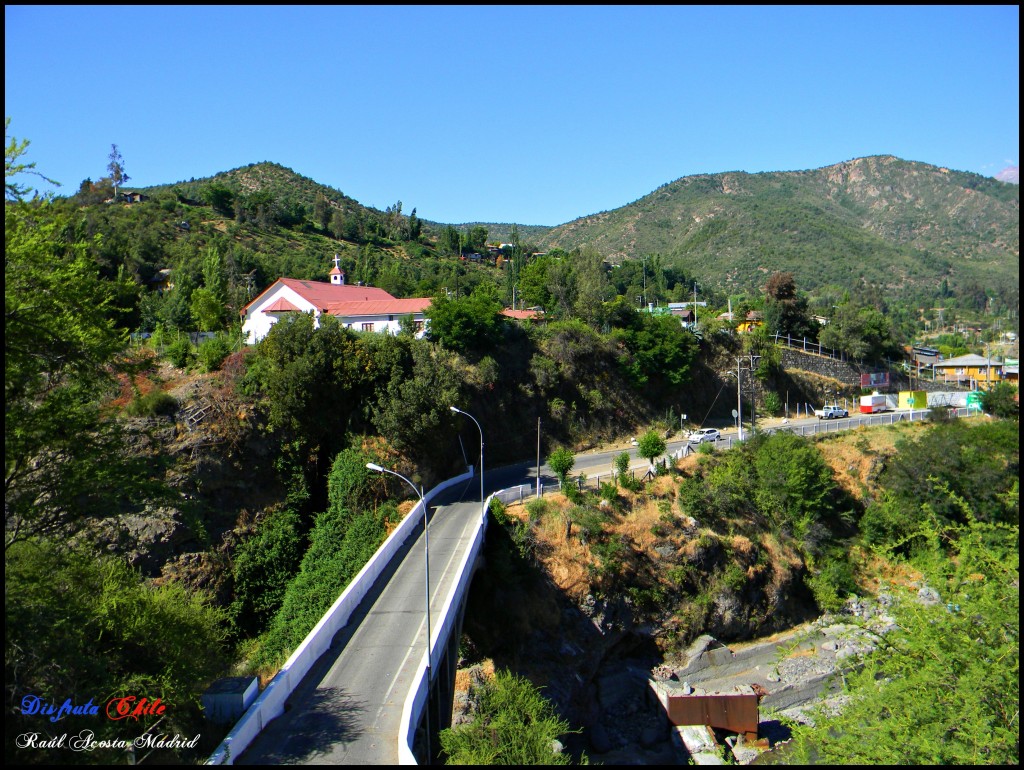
[{"left": 932, "top": 354, "right": 1003, "bottom": 391}]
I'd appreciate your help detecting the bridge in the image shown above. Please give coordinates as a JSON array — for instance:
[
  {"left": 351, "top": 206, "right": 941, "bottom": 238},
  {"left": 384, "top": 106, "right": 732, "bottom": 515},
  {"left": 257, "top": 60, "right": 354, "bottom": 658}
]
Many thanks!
[{"left": 208, "top": 404, "right": 973, "bottom": 764}]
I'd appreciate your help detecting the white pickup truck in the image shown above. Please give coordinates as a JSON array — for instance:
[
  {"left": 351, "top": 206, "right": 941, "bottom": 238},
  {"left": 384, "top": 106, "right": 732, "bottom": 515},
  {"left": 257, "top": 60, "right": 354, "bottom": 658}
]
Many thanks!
[{"left": 815, "top": 404, "right": 849, "bottom": 420}]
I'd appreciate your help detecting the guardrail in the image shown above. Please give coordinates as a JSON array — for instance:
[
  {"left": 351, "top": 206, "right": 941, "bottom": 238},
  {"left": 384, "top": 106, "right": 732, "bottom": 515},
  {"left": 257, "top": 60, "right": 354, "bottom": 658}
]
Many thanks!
[
  {"left": 207, "top": 466, "right": 475, "bottom": 765},
  {"left": 398, "top": 495, "right": 491, "bottom": 764}
]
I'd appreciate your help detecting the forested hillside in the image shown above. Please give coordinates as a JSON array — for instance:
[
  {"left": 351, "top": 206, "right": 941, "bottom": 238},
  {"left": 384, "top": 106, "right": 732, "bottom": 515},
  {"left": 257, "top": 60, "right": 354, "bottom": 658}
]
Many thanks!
[{"left": 538, "top": 155, "right": 1019, "bottom": 310}]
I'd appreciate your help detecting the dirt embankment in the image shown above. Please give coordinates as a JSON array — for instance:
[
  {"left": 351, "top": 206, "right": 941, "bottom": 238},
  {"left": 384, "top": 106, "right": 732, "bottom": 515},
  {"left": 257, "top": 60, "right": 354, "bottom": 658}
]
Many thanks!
[{"left": 89, "top": 355, "right": 284, "bottom": 604}]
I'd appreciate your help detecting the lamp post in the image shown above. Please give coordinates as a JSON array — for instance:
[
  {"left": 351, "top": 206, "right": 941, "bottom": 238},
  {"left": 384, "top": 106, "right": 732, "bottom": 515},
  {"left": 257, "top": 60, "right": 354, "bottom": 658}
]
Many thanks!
[
  {"left": 450, "top": 406, "right": 484, "bottom": 511},
  {"left": 735, "top": 360, "right": 744, "bottom": 442},
  {"left": 365, "top": 462, "right": 431, "bottom": 762}
]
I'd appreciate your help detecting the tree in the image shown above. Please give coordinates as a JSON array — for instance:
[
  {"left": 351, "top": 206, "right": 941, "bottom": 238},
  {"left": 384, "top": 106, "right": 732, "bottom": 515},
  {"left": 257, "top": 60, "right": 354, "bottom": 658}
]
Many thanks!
[
  {"left": 314, "top": 194, "right": 332, "bottom": 231},
  {"left": 547, "top": 446, "right": 575, "bottom": 487},
  {"left": 6, "top": 539, "right": 228, "bottom": 763},
  {"left": 819, "top": 301, "right": 903, "bottom": 362},
  {"left": 107, "top": 143, "right": 129, "bottom": 199},
  {"left": 637, "top": 430, "right": 666, "bottom": 469},
  {"left": 981, "top": 381, "right": 1019, "bottom": 421},
  {"left": 6, "top": 184, "right": 158, "bottom": 550},
  {"left": 612, "top": 311, "right": 698, "bottom": 391},
  {"left": 439, "top": 224, "right": 461, "bottom": 256},
  {"left": 573, "top": 245, "right": 612, "bottom": 326},
  {"left": 439, "top": 670, "right": 572, "bottom": 764},
  {"left": 466, "top": 225, "right": 488, "bottom": 253},
  {"left": 202, "top": 181, "right": 235, "bottom": 216},
  {"left": 614, "top": 451, "right": 631, "bottom": 482},
  {"left": 425, "top": 284, "right": 506, "bottom": 353},
  {"left": 5, "top": 117, "right": 59, "bottom": 200},
  {"left": 407, "top": 207, "right": 421, "bottom": 240},
  {"left": 763, "top": 271, "right": 816, "bottom": 340}
]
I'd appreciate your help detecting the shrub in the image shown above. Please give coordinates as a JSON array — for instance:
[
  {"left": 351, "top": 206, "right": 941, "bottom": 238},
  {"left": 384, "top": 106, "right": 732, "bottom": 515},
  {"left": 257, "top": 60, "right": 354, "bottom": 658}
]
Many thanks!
[
  {"left": 198, "top": 334, "right": 233, "bottom": 372},
  {"left": 230, "top": 508, "right": 304, "bottom": 636},
  {"left": 805, "top": 556, "right": 858, "bottom": 613},
  {"left": 165, "top": 336, "right": 194, "bottom": 369},
  {"left": 126, "top": 389, "right": 178, "bottom": 418},
  {"left": 721, "top": 562, "right": 747, "bottom": 593},
  {"left": 258, "top": 504, "right": 390, "bottom": 667},
  {"left": 525, "top": 498, "right": 549, "bottom": 522},
  {"left": 439, "top": 670, "right": 573, "bottom": 764},
  {"left": 489, "top": 497, "right": 510, "bottom": 525}
]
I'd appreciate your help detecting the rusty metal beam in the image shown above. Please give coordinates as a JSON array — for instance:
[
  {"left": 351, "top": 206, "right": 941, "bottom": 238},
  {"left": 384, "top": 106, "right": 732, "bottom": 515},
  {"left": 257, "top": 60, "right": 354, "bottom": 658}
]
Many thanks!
[{"left": 666, "top": 691, "right": 759, "bottom": 742}]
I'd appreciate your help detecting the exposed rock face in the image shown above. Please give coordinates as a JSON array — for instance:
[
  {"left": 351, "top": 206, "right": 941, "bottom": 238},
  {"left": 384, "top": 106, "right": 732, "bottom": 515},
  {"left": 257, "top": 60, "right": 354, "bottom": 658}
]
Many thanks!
[
  {"left": 995, "top": 165, "right": 1019, "bottom": 184},
  {"left": 81, "top": 370, "right": 283, "bottom": 599}
]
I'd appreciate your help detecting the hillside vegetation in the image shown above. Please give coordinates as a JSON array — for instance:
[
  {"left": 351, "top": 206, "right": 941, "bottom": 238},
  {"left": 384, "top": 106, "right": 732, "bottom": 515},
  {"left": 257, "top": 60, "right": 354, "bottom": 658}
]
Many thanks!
[{"left": 539, "top": 155, "right": 1018, "bottom": 305}]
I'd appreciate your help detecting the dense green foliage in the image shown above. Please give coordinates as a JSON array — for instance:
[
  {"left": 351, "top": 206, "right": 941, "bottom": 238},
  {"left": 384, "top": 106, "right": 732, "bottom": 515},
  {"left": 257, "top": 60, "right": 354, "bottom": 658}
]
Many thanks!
[
  {"left": 230, "top": 507, "right": 304, "bottom": 636},
  {"left": 611, "top": 307, "right": 699, "bottom": 391},
  {"left": 255, "top": 500, "right": 391, "bottom": 668},
  {"left": 425, "top": 284, "right": 508, "bottom": 354},
  {"left": 5, "top": 540, "right": 227, "bottom": 764},
  {"left": 5, "top": 196, "right": 160, "bottom": 548},
  {"left": 788, "top": 512, "right": 1018, "bottom": 764},
  {"left": 679, "top": 431, "right": 842, "bottom": 553},
  {"left": 860, "top": 419, "right": 1019, "bottom": 551},
  {"left": 818, "top": 299, "right": 904, "bottom": 362},
  {"left": 981, "top": 381, "right": 1020, "bottom": 421},
  {"left": 439, "top": 670, "right": 574, "bottom": 764}
]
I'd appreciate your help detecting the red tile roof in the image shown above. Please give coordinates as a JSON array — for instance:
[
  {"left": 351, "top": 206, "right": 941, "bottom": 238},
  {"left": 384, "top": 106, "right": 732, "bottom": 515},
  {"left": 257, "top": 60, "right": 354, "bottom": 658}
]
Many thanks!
[
  {"left": 501, "top": 308, "right": 542, "bottom": 320},
  {"left": 263, "top": 296, "right": 302, "bottom": 313},
  {"left": 242, "top": 278, "right": 396, "bottom": 314},
  {"left": 325, "top": 298, "right": 433, "bottom": 317}
]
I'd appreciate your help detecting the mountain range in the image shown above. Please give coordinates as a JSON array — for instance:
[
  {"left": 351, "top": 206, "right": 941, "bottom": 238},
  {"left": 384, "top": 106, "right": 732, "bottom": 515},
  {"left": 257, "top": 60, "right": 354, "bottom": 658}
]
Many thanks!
[{"left": 146, "top": 155, "right": 1019, "bottom": 302}]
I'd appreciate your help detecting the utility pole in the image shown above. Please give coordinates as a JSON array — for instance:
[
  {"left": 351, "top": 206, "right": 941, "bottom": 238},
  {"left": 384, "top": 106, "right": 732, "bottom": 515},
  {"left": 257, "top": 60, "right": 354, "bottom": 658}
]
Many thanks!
[
  {"left": 736, "top": 358, "right": 744, "bottom": 441},
  {"left": 642, "top": 256, "right": 648, "bottom": 307},
  {"left": 536, "top": 417, "right": 542, "bottom": 499},
  {"left": 735, "top": 353, "right": 761, "bottom": 440},
  {"left": 693, "top": 281, "right": 698, "bottom": 329}
]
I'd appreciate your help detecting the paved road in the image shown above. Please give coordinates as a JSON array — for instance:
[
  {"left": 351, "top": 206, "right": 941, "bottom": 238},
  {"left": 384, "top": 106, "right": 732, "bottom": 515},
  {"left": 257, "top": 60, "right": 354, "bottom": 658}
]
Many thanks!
[
  {"left": 486, "top": 409, "right": 937, "bottom": 497},
  {"left": 237, "top": 480, "right": 484, "bottom": 765}
]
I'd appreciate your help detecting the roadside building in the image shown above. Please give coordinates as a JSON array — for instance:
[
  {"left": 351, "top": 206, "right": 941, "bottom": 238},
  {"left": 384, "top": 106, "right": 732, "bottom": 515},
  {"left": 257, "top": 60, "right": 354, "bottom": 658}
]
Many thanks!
[{"left": 932, "top": 353, "right": 1004, "bottom": 390}]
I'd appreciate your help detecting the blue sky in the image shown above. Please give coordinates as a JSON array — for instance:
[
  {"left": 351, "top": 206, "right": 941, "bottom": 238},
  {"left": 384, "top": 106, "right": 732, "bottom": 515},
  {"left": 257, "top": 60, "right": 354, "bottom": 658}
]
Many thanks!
[{"left": 5, "top": 5, "right": 1019, "bottom": 225}]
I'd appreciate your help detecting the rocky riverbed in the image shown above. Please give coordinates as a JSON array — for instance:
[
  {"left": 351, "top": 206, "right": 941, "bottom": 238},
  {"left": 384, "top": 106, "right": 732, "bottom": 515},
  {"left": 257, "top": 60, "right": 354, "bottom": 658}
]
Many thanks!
[{"left": 453, "top": 593, "right": 901, "bottom": 764}]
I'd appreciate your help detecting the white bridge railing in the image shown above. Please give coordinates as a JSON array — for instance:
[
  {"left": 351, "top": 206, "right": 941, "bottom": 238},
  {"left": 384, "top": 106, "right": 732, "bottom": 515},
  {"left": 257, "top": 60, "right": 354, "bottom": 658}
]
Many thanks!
[{"left": 207, "top": 466, "right": 474, "bottom": 765}]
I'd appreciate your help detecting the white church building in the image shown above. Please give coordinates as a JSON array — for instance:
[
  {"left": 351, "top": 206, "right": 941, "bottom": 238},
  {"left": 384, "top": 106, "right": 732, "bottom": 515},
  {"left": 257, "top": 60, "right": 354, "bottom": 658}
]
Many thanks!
[{"left": 241, "top": 256, "right": 431, "bottom": 344}]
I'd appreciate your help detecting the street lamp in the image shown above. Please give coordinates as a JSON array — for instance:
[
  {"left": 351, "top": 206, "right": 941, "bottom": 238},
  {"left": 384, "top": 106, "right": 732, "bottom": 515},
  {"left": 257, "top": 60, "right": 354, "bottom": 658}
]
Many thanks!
[
  {"left": 450, "top": 406, "right": 484, "bottom": 511},
  {"left": 365, "top": 462, "right": 432, "bottom": 762}
]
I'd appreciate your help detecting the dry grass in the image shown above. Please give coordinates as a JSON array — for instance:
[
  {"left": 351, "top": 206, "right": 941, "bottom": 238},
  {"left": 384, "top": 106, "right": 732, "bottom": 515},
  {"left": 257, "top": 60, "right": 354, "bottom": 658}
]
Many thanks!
[
  {"left": 453, "top": 658, "right": 496, "bottom": 694},
  {"left": 849, "top": 544, "right": 925, "bottom": 594},
  {"left": 814, "top": 423, "right": 928, "bottom": 499}
]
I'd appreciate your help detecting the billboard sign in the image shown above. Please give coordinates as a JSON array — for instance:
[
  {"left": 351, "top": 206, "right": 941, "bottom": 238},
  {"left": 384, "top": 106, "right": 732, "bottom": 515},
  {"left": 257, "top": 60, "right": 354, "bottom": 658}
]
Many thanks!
[{"left": 861, "top": 371, "right": 890, "bottom": 388}]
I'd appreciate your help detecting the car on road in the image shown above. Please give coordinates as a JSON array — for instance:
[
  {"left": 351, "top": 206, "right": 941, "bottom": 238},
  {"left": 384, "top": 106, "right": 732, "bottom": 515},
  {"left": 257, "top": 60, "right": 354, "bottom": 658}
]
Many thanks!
[
  {"left": 815, "top": 405, "right": 849, "bottom": 420},
  {"left": 688, "top": 428, "right": 721, "bottom": 443}
]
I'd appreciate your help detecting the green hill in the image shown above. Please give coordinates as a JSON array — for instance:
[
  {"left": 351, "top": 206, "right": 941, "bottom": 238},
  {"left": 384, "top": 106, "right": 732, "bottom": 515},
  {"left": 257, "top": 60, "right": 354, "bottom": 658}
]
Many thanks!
[
  {"left": 134, "top": 155, "right": 1017, "bottom": 311},
  {"left": 535, "top": 155, "right": 1018, "bottom": 300}
]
